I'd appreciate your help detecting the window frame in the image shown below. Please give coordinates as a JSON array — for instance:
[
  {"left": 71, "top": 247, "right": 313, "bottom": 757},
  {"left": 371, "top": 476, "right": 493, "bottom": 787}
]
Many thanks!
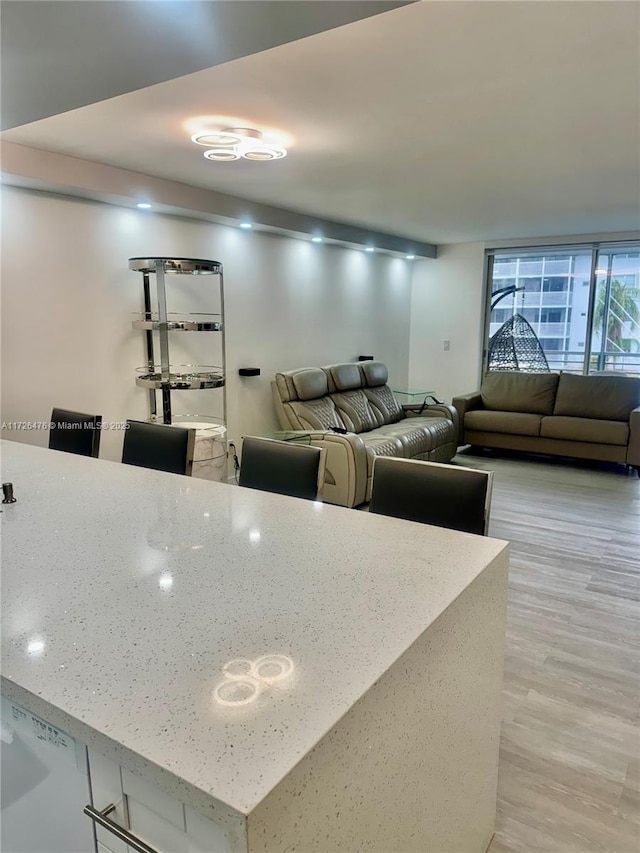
[{"left": 483, "top": 241, "right": 639, "bottom": 375}]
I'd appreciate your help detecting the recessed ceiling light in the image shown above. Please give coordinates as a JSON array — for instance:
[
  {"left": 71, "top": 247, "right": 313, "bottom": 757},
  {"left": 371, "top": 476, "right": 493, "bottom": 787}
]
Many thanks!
[
  {"left": 406, "top": 254, "right": 416, "bottom": 260},
  {"left": 311, "top": 236, "right": 323, "bottom": 243},
  {"left": 204, "top": 148, "right": 241, "bottom": 162},
  {"left": 594, "top": 269, "right": 608, "bottom": 275},
  {"left": 239, "top": 222, "right": 253, "bottom": 229},
  {"left": 365, "top": 247, "right": 375, "bottom": 253},
  {"left": 136, "top": 202, "right": 152, "bottom": 209}
]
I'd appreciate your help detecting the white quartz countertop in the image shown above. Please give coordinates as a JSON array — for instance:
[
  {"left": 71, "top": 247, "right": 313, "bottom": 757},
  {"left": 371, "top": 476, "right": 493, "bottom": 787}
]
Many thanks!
[{"left": 1, "top": 440, "right": 508, "bottom": 817}]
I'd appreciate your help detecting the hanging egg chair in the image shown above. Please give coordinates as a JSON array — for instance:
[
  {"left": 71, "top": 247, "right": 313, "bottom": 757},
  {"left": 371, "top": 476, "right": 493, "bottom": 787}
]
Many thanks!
[
  {"left": 487, "top": 285, "right": 550, "bottom": 372},
  {"left": 488, "top": 313, "right": 550, "bottom": 372}
]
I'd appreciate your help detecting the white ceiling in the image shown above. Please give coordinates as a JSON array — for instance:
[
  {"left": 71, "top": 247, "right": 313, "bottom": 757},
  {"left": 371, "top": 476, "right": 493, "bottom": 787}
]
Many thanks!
[
  {"left": 3, "top": 1, "right": 639, "bottom": 244},
  {"left": 0, "top": 0, "right": 409, "bottom": 129}
]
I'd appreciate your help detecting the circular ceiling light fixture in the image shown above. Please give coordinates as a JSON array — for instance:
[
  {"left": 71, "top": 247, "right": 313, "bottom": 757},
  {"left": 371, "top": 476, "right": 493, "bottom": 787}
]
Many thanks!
[
  {"left": 242, "top": 146, "right": 287, "bottom": 161},
  {"left": 192, "top": 131, "right": 245, "bottom": 147},
  {"left": 224, "top": 127, "right": 262, "bottom": 141},
  {"left": 193, "top": 126, "right": 288, "bottom": 162},
  {"left": 203, "top": 148, "right": 241, "bottom": 162}
]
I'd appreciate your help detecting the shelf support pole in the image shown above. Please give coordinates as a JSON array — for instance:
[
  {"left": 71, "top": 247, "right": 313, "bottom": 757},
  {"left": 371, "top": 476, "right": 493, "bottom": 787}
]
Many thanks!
[
  {"left": 142, "top": 272, "right": 157, "bottom": 418},
  {"left": 154, "top": 260, "right": 172, "bottom": 424},
  {"left": 219, "top": 268, "right": 227, "bottom": 437}
]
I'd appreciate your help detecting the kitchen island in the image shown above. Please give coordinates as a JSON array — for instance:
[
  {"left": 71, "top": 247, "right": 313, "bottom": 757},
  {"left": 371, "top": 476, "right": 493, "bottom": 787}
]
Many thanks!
[{"left": 1, "top": 440, "right": 508, "bottom": 853}]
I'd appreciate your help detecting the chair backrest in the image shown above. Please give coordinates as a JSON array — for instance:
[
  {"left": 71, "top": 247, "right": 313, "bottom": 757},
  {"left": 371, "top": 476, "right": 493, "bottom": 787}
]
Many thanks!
[
  {"left": 49, "top": 407, "right": 102, "bottom": 457},
  {"left": 369, "top": 457, "right": 493, "bottom": 535},
  {"left": 239, "top": 437, "right": 325, "bottom": 501},
  {"left": 122, "top": 420, "right": 195, "bottom": 476},
  {"left": 272, "top": 361, "right": 404, "bottom": 433}
]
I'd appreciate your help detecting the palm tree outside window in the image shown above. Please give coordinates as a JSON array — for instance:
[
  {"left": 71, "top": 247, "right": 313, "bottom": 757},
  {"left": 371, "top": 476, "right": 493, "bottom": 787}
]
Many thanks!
[{"left": 592, "top": 276, "right": 640, "bottom": 370}]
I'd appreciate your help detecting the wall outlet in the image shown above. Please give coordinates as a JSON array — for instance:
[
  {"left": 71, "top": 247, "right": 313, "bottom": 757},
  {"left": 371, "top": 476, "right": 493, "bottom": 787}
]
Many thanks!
[{"left": 443, "top": 339, "right": 451, "bottom": 351}]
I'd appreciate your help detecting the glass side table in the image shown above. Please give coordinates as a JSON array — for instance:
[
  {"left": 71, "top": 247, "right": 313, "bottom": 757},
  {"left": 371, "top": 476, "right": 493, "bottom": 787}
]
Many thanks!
[
  {"left": 392, "top": 389, "right": 436, "bottom": 402},
  {"left": 392, "top": 389, "right": 444, "bottom": 413},
  {"left": 252, "top": 431, "right": 313, "bottom": 444}
]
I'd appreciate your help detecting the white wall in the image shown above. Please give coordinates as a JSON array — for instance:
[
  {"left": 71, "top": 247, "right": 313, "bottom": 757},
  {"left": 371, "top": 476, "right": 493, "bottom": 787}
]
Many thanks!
[
  {"left": 408, "top": 242, "right": 486, "bottom": 403},
  {"left": 1, "top": 186, "right": 412, "bottom": 460}
]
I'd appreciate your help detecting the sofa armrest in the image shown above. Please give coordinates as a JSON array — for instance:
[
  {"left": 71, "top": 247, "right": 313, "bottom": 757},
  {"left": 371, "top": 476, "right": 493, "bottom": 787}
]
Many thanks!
[
  {"left": 403, "top": 403, "right": 459, "bottom": 437},
  {"left": 451, "top": 392, "right": 483, "bottom": 446},
  {"left": 627, "top": 406, "right": 640, "bottom": 469},
  {"left": 281, "top": 430, "right": 368, "bottom": 507}
]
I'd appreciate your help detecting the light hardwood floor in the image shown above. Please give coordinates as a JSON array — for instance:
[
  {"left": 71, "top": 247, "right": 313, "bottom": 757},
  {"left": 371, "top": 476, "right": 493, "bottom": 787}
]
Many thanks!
[{"left": 455, "top": 451, "right": 640, "bottom": 853}]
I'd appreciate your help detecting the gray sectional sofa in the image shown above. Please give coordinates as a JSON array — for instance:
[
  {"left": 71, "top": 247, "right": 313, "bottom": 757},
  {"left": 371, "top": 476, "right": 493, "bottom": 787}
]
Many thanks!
[
  {"left": 453, "top": 371, "right": 640, "bottom": 474},
  {"left": 272, "top": 361, "right": 458, "bottom": 506}
]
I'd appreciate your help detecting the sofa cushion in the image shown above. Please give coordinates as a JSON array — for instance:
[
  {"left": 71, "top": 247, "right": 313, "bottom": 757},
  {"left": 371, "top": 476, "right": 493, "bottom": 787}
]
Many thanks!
[
  {"left": 331, "top": 389, "right": 380, "bottom": 433},
  {"left": 373, "top": 420, "right": 436, "bottom": 457},
  {"left": 359, "top": 434, "right": 406, "bottom": 475},
  {"left": 359, "top": 362, "right": 404, "bottom": 424},
  {"left": 553, "top": 374, "right": 640, "bottom": 421},
  {"left": 541, "top": 416, "right": 629, "bottom": 446},
  {"left": 481, "top": 371, "right": 559, "bottom": 415},
  {"left": 465, "top": 410, "right": 542, "bottom": 437},
  {"left": 287, "top": 397, "right": 346, "bottom": 431},
  {"left": 360, "top": 361, "right": 388, "bottom": 387},
  {"left": 292, "top": 367, "right": 328, "bottom": 401},
  {"left": 364, "top": 385, "right": 404, "bottom": 424},
  {"left": 329, "top": 363, "right": 363, "bottom": 391}
]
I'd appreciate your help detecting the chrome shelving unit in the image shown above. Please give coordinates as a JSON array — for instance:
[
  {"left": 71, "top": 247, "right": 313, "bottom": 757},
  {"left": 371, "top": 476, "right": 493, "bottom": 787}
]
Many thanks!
[{"left": 128, "top": 257, "right": 226, "bottom": 430}]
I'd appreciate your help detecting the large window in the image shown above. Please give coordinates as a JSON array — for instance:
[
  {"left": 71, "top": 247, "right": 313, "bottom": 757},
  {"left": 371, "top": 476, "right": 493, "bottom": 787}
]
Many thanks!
[
  {"left": 486, "top": 243, "right": 640, "bottom": 376},
  {"left": 591, "top": 250, "right": 640, "bottom": 374}
]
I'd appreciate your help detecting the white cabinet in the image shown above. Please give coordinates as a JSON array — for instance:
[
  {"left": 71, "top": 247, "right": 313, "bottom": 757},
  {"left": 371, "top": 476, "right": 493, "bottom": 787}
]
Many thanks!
[
  {"left": 87, "top": 749, "right": 237, "bottom": 853},
  {"left": 1, "top": 695, "right": 236, "bottom": 853},
  {"left": 0, "top": 696, "right": 94, "bottom": 853},
  {"left": 87, "top": 750, "right": 128, "bottom": 853}
]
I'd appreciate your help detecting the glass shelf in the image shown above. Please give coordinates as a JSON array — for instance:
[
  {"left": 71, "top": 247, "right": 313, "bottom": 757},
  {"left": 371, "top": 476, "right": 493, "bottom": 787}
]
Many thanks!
[
  {"left": 129, "top": 256, "right": 226, "bottom": 460},
  {"left": 128, "top": 257, "right": 222, "bottom": 275},
  {"left": 132, "top": 313, "right": 222, "bottom": 332},
  {"left": 147, "top": 414, "right": 226, "bottom": 434},
  {"left": 135, "top": 365, "right": 225, "bottom": 390}
]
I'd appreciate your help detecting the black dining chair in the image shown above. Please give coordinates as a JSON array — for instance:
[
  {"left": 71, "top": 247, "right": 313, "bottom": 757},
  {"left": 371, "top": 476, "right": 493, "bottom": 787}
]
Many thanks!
[
  {"left": 369, "top": 457, "right": 493, "bottom": 535},
  {"left": 122, "top": 420, "right": 196, "bottom": 476},
  {"left": 238, "top": 437, "right": 326, "bottom": 501},
  {"left": 49, "top": 407, "right": 102, "bottom": 457}
]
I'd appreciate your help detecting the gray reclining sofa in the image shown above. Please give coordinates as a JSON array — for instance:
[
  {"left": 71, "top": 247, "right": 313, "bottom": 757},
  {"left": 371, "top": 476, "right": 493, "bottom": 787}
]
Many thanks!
[{"left": 272, "top": 361, "right": 458, "bottom": 507}]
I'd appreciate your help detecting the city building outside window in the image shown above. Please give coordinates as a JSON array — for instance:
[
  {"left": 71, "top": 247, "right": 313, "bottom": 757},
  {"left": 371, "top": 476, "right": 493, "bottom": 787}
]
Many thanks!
[{"left": 486, "top": 244, "right": 640, "bottom": 376}]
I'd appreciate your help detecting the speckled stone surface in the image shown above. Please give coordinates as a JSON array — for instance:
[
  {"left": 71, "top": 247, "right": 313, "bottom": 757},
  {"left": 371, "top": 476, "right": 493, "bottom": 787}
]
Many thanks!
[
  {"left": 1, "top": 440, "right": 508, "bottom": 837},
  {"left": 249, "top": 556, "right": 509, "bottom": 852}
]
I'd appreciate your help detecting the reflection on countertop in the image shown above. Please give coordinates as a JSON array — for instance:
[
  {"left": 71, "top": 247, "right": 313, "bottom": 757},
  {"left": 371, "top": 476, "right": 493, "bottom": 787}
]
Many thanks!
[{"left": 214, "top": 655, "right": 295, "bottom": 708}]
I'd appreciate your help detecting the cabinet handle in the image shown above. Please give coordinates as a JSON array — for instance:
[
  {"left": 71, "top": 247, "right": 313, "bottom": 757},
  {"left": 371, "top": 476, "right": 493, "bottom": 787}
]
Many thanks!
[{"left": 83, "top": 803, "right": 160, "bottom": 853}]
